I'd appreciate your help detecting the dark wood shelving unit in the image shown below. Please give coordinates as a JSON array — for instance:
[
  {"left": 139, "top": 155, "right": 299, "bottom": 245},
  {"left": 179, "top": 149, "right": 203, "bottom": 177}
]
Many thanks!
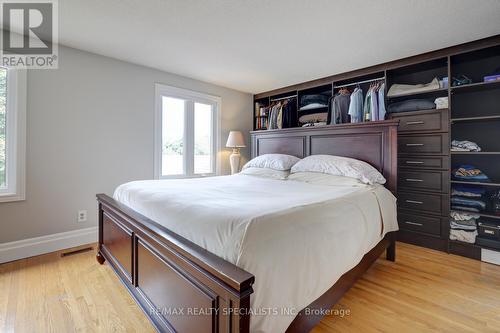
[{"left": 253, "top": 34, "right": 500, "bottom": 261}]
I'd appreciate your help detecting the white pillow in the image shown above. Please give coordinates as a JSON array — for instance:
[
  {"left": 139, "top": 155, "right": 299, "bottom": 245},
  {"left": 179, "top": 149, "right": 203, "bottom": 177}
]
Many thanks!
[
  {"left": 242, "top": 154, "right": 300, "bottom": 171},
  {"left": 239, "top": 167, "right": 289, "bottom": 180},
  {"left": 291, "top": 155, "right": 386, "bottom": 185},
  {"left": 288, "top": 172, "right": 366, "bottom": 186}
]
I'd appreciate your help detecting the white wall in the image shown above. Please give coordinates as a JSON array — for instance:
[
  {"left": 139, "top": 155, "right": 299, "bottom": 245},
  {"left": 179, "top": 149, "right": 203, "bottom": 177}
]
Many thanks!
[{"left": 0, "top": 46, "right": 253, "bottom": 243}]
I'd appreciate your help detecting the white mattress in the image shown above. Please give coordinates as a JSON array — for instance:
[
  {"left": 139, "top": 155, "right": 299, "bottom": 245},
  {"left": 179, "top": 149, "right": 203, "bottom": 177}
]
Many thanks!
[{"left": 114, "top": 174, "right": 398, "bottom": 333}]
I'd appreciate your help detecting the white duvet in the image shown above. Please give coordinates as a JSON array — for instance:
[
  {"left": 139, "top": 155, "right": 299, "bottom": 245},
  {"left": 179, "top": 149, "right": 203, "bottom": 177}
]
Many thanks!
[{"left": 114, "top": 174, "right": 398, "bottom": 333}]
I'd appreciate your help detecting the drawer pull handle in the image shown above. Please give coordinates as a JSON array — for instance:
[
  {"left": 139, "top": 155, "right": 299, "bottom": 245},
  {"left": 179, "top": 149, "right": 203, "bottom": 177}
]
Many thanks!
[
  {"left": 405, "top": 161, "right": 424, "bottom": 164},
  {"left": 485, "top": 230, "right": 495, "bottom": 235},
  {"left": 406, "top": 121, "right": 425, "bottom": 125},
  {"left": 406, "top": 143, "right": 424, "bottom": 146},
  {"left": 405, "top": 200, "right": 423, "bottom": 204},
  {"left": 405, "top": 178, "right": 423, "bottom": 182},
  {"left": 405, "top": 221, "right": 423, "bottom": 226}
]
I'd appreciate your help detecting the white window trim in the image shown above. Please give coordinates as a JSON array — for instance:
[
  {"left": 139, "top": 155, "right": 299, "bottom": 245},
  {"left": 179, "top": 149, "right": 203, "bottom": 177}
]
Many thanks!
[
  {"left": 154, "top": 83, "right": 221, "bottom": 179},
  {"left": 0, "top": 68, "right": 27, "bottom": 203}
]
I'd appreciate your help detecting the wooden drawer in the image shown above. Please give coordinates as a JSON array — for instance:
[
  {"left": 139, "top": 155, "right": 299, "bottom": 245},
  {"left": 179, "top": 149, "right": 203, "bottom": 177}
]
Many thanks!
[
  {"left": 398, "top": 170, "right": 449, "bottom": 193},
  {"left": 390, "top": 109, "right": 449, "bottom": 133},
  {"left": 398, "top": 210, "right": 442, "bottom": 236},
  {"left": 399, "top": 133, "right": 449, "bottom": 155},
  {"left": 398, "top": 191, "right": 449, "bottom": 215},
  {"left": 398, "top": 156, "right": 449, "bottom": 170}
]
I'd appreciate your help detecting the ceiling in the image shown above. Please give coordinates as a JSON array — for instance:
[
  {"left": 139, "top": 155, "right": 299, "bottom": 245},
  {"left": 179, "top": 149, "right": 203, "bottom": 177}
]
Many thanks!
[{"left": 23, "top": 1, "right": 500, "bottom": 93}]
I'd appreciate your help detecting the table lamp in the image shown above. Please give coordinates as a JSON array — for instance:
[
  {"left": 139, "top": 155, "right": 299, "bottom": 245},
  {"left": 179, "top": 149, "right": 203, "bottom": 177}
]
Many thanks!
[{"left": 226, "top": 131, "right": 246, "bottom": 174}]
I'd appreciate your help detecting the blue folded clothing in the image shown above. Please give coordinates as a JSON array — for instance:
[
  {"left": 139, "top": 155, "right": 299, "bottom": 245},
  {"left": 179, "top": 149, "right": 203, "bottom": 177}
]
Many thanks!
[
  {"left": 451, "top": 196, "right": 486, "bottom": 210},
  {"left": 452, "top": 185, "right": 486, "bottom": 197},
  {"left": 452, "top": 165, "right": 490, "bottom": 182}
]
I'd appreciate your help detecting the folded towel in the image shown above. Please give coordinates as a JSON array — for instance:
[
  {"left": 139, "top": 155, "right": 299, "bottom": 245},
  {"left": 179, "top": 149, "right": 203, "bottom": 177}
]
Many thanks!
[
  {"left": 450, "top": 220, "right": 477, "bottom": 231},
  {"left": 451, "top": 140, "right": 482, "bottom": 152},
  {"left": 387, "top": 99, "right": 436, "bottom": 113},
  {"left": 298, "top": 112, "right": 328, "bottom": 123},
  {"left": 450, "top": 229, "right": 478, "bottom": 243},
  {"left": 387, "top": 78, "right": 440, "bottom": 97},
  {"left": 450, "top": 210, "right": 480, "bottom": 221},
  {"left": 450, "top": 218, "right": 477, "bottom": 227},
  {"left": 452, "top": 185, "right": 485, "bottom": 198},
  {"left": 434, "top": 97, "right": 448, "bottom": 109},
  {"left": 452, "top": 165, "right": 490, "bottom": 182},
  {"left": 451, "top": 196, "right": 486, "bottom": 210},
  {"left": 299, "top": 103, "right": 328, "bottom": 111}
]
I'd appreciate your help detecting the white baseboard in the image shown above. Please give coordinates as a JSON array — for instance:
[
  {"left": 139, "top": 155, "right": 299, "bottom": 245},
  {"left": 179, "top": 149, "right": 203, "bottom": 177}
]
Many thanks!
[{"left": 0, "top": 226, "right": 98, "bottom": 264}]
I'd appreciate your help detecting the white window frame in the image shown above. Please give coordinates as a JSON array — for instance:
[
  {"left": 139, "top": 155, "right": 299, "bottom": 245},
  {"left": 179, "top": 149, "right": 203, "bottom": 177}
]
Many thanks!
[
  {"left": 0, "top": 68, "right": 27, "bottom": 203},
  {"left": 154, "top": 84, "right": 221, "bottom": 179}
]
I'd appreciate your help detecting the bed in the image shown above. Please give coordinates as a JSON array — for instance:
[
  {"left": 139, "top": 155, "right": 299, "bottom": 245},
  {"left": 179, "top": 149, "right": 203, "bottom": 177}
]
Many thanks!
[{"left": 96, "top": 120, "right": 399, "bottom": 333}]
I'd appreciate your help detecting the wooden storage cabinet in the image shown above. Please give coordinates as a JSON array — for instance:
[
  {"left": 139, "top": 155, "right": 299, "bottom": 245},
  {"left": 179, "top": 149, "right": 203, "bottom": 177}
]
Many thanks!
[{"left": 390, "top": 109, "right": 450, "bottom": 251}]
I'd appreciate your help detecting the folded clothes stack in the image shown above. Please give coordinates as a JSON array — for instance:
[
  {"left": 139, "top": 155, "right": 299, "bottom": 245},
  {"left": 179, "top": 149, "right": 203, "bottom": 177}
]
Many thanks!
[
  {"left": 434, "top": 97, "right": 448, "bottom": 109},
  {"left": 387, "top": 99, "right": 435, "bottom": 113},
  {"left": 299, "top": 94, "right": 329, "bottom": 111},
  {"left": 451, "top": 184, "right": 487, "bottom": 213},
  {"left": 387, "top": 78, "right": 440, "bottom": 97},
  {"left": 452, "top": 165, "right": 490, "bottom": 182},
  {"left": 451, "top": 140, "right": 482, "bottom": 152},
  {"left": 449, "top": 210, "right": 479, "bottom": 243}
]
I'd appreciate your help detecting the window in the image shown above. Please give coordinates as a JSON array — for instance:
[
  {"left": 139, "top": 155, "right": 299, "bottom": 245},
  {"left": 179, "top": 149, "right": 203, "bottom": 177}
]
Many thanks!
[
  {"left": 155, "top": 84, "right": 220, "bottom": 178},
  {"left": 0, "top": 67, "right": 26, "bottom": 202}
]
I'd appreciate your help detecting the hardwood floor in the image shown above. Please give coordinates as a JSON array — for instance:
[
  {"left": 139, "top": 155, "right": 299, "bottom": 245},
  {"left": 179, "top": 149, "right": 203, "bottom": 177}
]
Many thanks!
[{"left": 1, "top": 242, "right": 500, "bottom": 332}]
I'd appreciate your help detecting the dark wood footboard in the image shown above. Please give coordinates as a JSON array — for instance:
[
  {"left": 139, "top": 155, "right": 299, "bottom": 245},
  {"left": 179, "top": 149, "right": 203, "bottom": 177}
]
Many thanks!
[{"left": 96, "top": 194, "right": 255, "bottom": 333}]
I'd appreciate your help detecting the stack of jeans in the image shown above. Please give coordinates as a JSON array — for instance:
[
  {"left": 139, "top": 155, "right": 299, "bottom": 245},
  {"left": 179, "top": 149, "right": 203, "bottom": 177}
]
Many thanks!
[
  {"left": 450, "top": 184, "right": 487, "bottom": 213},
  {"left": 449, "top": 210, "right": 479, "bottom": 244}
]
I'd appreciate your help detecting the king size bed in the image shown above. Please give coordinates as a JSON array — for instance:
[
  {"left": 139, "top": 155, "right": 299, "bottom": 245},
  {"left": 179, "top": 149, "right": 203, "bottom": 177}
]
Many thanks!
[{"left": 96, "top": 120, "right": 399, "bottom": 333}]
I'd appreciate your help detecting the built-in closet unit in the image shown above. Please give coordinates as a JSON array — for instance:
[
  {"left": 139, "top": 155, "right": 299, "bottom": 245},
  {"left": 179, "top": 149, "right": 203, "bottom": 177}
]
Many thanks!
[{"left": 253, "top": 34, "right": 500, "bottom": 261}]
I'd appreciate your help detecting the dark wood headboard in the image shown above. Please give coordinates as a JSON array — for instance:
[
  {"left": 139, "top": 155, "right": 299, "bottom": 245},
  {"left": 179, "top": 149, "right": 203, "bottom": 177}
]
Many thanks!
[{"left": 250, "top": 120, "right": 399, "bottom": 193}]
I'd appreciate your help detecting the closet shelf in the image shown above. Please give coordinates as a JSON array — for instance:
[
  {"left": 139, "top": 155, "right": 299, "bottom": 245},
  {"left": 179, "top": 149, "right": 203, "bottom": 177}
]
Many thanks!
[
  {"left": 451, "top": 115, "right": 500, "bottom": 123},
  {"left": 451, "top": 180, "right": 500, "bottom": 187},
  {"left": 450, "top": 80, "right": 500, "bottom": 93},
  {"left": 451, "top": 151, "right": 500, "bottom": 155},
  {"left": 387, "top": 87, "right": 448, "bottom": 99},
  {"left": 451, "top": 210, "right": 500, "bottom": 220}
]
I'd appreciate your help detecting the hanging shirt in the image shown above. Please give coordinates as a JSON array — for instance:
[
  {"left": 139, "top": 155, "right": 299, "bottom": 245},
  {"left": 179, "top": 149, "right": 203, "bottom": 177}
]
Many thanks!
[
  {"left": 348, "top": 88, "right": 364, "bottom": 123},
  {"left": 329, "top": 92, "right": 351, "bottom": 125},
  {"left": 370, "top": 88, "right": 379, "bottom": 121},
  {"left": 363, "top": 88, "right": 372, "bottom": 121},
  {"left": 378, "top": 83, "right": 387, "bottom": 120}
]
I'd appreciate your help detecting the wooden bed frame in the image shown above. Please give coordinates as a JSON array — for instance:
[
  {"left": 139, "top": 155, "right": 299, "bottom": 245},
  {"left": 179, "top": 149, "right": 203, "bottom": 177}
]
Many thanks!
[{"left": 96, "top": 120, "right": 398, "bottom": 333}]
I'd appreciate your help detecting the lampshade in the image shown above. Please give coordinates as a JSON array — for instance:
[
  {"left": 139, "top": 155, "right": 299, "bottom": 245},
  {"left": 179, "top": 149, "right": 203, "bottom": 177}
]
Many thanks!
[{"left": 226, "top": 131, "right": 246, "bottom": 148}]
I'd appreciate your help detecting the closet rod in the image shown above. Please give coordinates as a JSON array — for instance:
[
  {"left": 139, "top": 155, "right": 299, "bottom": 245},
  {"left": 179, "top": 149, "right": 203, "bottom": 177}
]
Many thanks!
[
  {"left": 270, "top": 94, "right": 297, "bottom": 102},
  {"left": 334, "top": 76, "right": 385, "bottom": 89}
]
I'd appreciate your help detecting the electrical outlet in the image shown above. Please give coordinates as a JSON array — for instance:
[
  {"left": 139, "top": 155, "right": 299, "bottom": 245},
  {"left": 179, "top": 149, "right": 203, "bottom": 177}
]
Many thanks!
[{"left": 77, "top": 210, "right": 87, "bottom": 223}]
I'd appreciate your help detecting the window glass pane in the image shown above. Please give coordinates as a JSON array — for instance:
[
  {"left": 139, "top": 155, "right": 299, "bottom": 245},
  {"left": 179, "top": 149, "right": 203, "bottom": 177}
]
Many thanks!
[
  {"left": 162, "top": 96, "right": 185, "bottom": 176},
  {"left": 0, "top": 68, "right": 7, "bottom": 189},
  {"left": 194, "top": 102, "right": 213, "bottom": 174}
]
